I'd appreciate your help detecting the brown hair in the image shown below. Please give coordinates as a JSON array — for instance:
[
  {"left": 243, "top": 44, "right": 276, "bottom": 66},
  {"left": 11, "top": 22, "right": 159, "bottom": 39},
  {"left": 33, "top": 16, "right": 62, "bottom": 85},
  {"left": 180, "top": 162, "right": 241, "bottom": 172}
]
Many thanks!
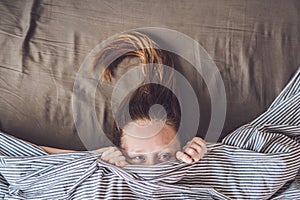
[
  {"left": 92, "top": 31, "right": 175, "bottom": 86},
  {"left": 112, "top": 83, "right": 181, "bottom": 147},
  {"left": 91, "top": 31, "right": 180, "bottom": 147}
]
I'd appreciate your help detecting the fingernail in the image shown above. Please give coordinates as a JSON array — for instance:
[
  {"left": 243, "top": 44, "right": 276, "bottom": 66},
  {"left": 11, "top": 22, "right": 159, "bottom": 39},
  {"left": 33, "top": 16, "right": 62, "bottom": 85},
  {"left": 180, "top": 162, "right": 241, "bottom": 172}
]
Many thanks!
[{"left": 176, "top": 151, "right": 183, "bottom": 157}]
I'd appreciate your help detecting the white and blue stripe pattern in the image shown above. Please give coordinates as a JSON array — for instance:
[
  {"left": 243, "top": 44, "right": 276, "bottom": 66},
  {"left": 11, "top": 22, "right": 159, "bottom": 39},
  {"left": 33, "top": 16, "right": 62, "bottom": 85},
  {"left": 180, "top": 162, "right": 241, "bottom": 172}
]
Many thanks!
[{"left": 0, "top": 68, "right": 299, "bottom": 199}]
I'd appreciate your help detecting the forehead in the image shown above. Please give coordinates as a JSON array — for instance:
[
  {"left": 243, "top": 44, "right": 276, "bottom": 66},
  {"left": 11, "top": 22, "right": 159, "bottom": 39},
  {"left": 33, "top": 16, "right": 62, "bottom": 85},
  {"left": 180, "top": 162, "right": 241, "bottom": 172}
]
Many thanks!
[
  {"left": 121, "top": 120, "right": 178, "bottom": 153},
  {"left": 123, "top": 119, "right": 173, "bottom": 138}
]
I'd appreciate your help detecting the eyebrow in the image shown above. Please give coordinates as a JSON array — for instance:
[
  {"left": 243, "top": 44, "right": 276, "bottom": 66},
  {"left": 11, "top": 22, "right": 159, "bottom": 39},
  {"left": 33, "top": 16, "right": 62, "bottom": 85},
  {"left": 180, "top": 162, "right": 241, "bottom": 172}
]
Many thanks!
[
  {"left": 129, "top": 150, "right": 144, "bottom": 154},
  {"left": 125, "top": 150, "right": 145, "bottom": 155}
]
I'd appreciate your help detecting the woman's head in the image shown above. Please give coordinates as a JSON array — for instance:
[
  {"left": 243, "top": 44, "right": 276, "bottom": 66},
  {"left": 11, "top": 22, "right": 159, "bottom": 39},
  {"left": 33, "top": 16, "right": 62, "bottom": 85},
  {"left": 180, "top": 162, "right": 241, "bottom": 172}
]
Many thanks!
[
  {"left": 93, "top": 32, "right": 181, "bottom": 165},
  {"left": 121, "top": 119, "right": 181, "bottom": 165},
  {"left": 113, "top": 83, "right": 182, "bottom": 165}
]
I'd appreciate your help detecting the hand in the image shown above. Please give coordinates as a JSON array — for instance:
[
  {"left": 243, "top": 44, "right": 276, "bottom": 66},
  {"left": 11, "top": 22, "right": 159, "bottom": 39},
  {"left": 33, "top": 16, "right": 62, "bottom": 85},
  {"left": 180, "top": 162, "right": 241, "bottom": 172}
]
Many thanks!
[
  {"left": 176, "top": 137, "right": 207, "bottom": 164},
  {"left": 93, "top": 146, "right": 128, "bottom": 167}
]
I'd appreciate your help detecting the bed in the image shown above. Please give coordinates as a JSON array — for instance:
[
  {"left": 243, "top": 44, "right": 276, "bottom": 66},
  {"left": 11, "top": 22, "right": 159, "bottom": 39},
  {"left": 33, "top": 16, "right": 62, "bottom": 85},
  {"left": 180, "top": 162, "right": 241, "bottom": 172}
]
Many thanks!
[
  {"left": 0, "top": 0, "right": 299, "bottom": 199},
  {"left": 0, "top": 72, "right": 299, "bottom": 198}
]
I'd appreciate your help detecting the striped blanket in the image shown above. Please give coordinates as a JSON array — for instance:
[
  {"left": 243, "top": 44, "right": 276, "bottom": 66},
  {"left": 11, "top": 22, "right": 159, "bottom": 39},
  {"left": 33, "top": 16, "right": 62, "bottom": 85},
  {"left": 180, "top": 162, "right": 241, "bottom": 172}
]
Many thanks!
[{"left": 0, "top": 68, "right": 299, "bottom": 199}]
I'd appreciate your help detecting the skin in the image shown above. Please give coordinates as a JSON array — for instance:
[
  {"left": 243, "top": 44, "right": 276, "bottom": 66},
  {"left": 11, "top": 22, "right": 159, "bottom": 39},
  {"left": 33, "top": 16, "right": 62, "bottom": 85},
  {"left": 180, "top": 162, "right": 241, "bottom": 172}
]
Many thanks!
[
  {"left": 39, "top": 119, "right": 207, "bottom": 167},
  {"left": 94, "top": 119, "right": 207, "bottom": 167},
  {"left": 121, "top": 120, "right": 181, "bottom": 165}
]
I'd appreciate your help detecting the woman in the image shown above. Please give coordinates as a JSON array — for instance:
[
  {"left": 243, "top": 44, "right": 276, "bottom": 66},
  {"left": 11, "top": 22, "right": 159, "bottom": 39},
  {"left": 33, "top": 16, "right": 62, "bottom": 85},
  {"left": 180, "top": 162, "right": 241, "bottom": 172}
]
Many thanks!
[
  {"left": 39, "top": 32, "right": 207, "bottom": 167},
  {"left": 40, "top": 84, "right": 207, "bottom": 167}
]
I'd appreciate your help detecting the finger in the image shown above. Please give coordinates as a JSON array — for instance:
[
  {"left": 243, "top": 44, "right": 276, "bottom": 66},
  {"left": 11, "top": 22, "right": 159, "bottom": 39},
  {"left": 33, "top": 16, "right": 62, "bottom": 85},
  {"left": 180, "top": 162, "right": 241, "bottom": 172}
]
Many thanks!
[
  {"left": 182, "top": 141, "right": 191, "bottom": 151},
  {"left": 184, "top": 147, "right": 201, "bottom": 162},
  {"left": 195, "top": 140, "right": 208, "bottom": 156},
  {"left": 183, "top": 142, "right": 207, "bottom": 162},
  {"left": 193, "top": 142, "right": 207, "bottom": 159},
  {"left": 176, "top": 151, "right": 193, "bottom": 164},
  {"left": 108, "top": 155, "right": 126, "bottom": 164},
  {"left": 189, "top": 142, "right": 207, "bottom": 155},
  {"left": 101, "top": 149, "right": 122, "bottom": 162},
  {"left": 92, "top": 147, "right": 111, "bottom": 154},
  {"left": 110, "top": 156, "right": 126, "bottom": 167},
  {"left": 192, "top": 137, "right": 208, "bottom": 155},
  {"left": 101, "top": 147, "right": 122, "bottom": 161},
  {"left": 115, "top": 160, "right": 129, "bottom": 168},
  {"left": 192, "top": 137, "right": 206, "bottom": 148}
]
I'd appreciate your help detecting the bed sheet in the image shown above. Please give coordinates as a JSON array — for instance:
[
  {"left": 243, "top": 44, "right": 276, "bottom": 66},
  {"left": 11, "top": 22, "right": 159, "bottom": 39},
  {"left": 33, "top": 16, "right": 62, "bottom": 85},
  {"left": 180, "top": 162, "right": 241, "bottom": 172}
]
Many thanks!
[{"left": 0, "top": 69, "right": 299, "bottom": 199}]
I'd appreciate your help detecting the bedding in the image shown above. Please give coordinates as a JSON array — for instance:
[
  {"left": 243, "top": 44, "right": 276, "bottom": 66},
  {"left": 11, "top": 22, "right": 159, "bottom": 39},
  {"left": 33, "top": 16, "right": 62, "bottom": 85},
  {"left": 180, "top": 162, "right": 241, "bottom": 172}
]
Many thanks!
[{"left": 0, "top": 68, "right": 299, "bottom": 199}]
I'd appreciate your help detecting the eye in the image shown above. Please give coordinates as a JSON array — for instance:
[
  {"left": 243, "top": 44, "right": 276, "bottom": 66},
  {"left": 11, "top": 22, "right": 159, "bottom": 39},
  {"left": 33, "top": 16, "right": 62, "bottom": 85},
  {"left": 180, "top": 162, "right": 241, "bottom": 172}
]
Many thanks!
[
  {"left": 128, "top": 155, "right": 146, "bottom": 164},
  {"left": 133, "top": 155, "right": 144, "bottom": 160},
  {"left": 158, "top": 153, "right": 172, "bottom": 162}
]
